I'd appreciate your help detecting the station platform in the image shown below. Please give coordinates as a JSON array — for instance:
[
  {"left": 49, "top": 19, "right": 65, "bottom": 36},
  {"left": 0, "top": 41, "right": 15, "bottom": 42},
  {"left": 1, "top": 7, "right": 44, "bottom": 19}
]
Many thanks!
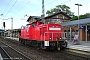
[
  {"left": 5, "top": 37, "right": 90, "bottom": 52},
  {"left": 67, "top": 40, "right": 90, "bottom": 52},
  {"left": 5, "top": 37, "right": 19, "bottom": 41}
]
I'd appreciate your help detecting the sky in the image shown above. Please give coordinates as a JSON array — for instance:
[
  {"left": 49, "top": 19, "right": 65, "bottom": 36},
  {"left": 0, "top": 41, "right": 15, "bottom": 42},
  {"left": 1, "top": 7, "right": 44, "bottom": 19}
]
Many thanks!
[{"left": 0, "top": 0, "right": 90, "bottom": 30}]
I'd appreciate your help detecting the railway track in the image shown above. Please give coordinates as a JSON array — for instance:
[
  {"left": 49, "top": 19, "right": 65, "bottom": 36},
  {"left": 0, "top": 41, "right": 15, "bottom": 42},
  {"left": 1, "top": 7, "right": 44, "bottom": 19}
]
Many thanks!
[
  {"left": 0, "top": 37, "right": 90, "bottom": 60},
  {"left": 65, "top": 50, "right": 90, "bottom": 60},
  {"left": 0, "top": 41, "right": 32, "bottom": 60},
  {"left": 46, "top": 49, "right": 90, "bottom": 60}
]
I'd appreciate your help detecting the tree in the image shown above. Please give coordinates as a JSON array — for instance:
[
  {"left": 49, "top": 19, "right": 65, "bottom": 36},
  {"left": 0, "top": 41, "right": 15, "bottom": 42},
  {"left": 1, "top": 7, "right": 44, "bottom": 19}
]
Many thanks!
[
  {"left": 46, "top": 4, "right": 74, "bottom": 17},
  {"left": 84, "top": 13, "right": 90, "bottom": 18},
  {"left": 71, "top": 13, "right": 90, "bottom": 20},
  {"left": 71, "top": 16, "right": 78, "bottom": 20}
]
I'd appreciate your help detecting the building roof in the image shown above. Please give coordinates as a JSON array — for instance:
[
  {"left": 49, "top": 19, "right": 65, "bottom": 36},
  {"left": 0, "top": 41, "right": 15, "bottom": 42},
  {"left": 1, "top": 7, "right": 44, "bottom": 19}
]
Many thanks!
[
  {"left": 62, "top": 18, "right": 90, "bottom": 27},
  {"left": 45, "top": 11, "right": 71, "bottom": 19},
  {"left": 27, "top": 11, "right": 71, "bottom": 22},
  {"left": 27, "top": 16, "right": 41, "bottom": 22}
]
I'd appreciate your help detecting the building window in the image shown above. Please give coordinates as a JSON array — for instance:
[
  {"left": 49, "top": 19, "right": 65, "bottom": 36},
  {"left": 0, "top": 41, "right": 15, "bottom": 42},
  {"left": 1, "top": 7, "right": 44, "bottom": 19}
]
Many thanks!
[
  {"left": 67, "top": 30, "right": 70, "bottom": 38},
  {"left": 64, "top": 30, "right": 67, "bottom": 38},
  {"left": 72, "top": 29, "right": 75, "bottom": 38},
  {"left": 62, "top": 30, "right": 67, "bottom": 39},
  {"left": 63, "top": 16, "right": 64, "bottom": 19},
  {"left": 76, "top": 30, "right": 78, "bottom": 34}
]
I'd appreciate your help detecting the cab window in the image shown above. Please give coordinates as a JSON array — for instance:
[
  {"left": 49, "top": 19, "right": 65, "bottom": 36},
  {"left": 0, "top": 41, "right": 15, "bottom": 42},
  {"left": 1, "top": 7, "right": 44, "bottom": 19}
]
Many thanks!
[
  {"left": 26, "top": 24, "right": 30, "bottom": 28},
  {"left": 21, "top": 26, "right": 25, "bottom": 29},
  {"left": 32, "top": 24, "right": 36, "bottom": 27}
]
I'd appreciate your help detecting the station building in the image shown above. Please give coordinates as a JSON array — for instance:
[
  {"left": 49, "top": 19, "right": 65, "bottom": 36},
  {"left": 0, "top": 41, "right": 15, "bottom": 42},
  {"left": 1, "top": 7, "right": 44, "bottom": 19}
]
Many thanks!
[{"left": 62, "top": 18, "right": 90, "bottom": 42}]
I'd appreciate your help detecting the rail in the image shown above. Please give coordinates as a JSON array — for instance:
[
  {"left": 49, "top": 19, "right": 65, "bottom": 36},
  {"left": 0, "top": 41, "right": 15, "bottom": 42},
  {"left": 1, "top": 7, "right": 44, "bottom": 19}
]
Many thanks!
[
  {"left": 0, "top": 46, "right": 12, "bottom": 60},
  {"left": 0, "top": 41, "right": 32, "bottom": 60}
]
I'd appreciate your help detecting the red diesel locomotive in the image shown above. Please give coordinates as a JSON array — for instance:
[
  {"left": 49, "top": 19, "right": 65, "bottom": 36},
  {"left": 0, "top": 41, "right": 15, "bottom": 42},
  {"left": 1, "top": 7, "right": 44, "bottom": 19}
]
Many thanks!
[{"left": 19, "top": 22, "right": 67, "bottom": 50}]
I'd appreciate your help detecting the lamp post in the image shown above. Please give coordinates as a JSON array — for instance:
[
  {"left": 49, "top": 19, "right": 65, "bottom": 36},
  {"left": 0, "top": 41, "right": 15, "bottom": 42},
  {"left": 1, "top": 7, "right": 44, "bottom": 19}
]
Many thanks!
[
  {"left": 42, "top": 0, "right": 45, "bottom": 23},
  {"left": 10, "top": 17, "right": 13, "bottom": 30},
  {"left": 75, "top": 3, "right": 82, "bottom": 44}
]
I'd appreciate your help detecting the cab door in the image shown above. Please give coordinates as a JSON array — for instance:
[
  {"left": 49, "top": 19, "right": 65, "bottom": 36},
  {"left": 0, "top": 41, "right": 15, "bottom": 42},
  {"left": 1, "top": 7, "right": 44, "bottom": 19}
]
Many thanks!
[{"left": 25, "top": 24, "right": 30, "bottom": 39}]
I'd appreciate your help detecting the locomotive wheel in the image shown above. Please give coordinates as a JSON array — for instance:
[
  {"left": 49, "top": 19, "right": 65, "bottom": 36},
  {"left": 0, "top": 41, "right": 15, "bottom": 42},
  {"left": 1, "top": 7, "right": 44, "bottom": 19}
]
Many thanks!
[
  {"left": 60, "top": 41, "right": 67, "bottom": 50},
  {"left": 62, "top": 42, "right": 67, "bottom": 48}
]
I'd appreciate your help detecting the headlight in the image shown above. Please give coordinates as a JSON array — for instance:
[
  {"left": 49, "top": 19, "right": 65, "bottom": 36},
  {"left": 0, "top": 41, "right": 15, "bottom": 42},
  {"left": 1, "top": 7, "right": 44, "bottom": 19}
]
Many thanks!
[
  {"left": 50, "top": 38, "right": 51, "bottom": 39},
  {"left": 60, "top": 38, "right": 61, "bottom": 39}
]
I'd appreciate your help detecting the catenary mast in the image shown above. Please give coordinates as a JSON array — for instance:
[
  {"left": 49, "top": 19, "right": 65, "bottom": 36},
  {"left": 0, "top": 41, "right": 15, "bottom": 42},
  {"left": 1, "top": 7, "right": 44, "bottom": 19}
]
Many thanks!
[{"left": 42, "top": 0, "right": 45, "bottom": 23}]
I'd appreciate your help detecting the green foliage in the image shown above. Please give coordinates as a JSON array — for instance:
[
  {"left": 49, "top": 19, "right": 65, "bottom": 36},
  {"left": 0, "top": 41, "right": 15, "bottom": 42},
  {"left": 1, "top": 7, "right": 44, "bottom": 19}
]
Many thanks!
[
  {"left": 71, "top": 16, "right": 78, "bottom": 20},
  {"left": 46, "top": 10, "right": 52, "bottom": 15},
  {"left": 84, "top": 13, "right": 90, "bottom": 18},
  {"left": 56, "top": 5, "right": 70, "bottom": 12},
  {"left": 46, "top": 4, "right": 74, "bottom": 17},
  {"left": 71, "top": 13, "right": 90, "bottom": 20}
]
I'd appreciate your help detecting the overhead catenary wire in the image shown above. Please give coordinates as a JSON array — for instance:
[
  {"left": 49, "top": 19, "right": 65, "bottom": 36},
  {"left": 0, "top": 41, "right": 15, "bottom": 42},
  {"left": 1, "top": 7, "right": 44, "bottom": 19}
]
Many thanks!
[
  {"left": 61, "top": 0, "right": 82, "bottom": 5},
  {"left": 16, "top": 0, "right": 31, "bottom": 15},
  {"left": 4, "top": 0, "right": 18, "bottom": 18},
  {"left": 2, "top": 0, "right": 12, "bottom": 14},
  {"left": 5, "top": 0, "right": 74, "bottom": 19},
  {"left": 20, "top": 0, "right": 59, "bottom": 18},
  {"left": 1, "top": 0, "right": 84, "bottom": 29},
  {"left": 3, "top": 0, "right": 82, "bottom": 20},
  {"left": 61, "top": 0, "right": 72, "bottom": 4},
  {"left": 78, "top": 0, "right": 83, "bottom": 2},
  {"left": 18, "top": 0, "right": 57, "bottom": 16},
  {"left": 19, "top": 0, "right": 74, "bottom": 21},
  {"left": 32, "top": 0, "right": 73, "bottom": 16}
]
